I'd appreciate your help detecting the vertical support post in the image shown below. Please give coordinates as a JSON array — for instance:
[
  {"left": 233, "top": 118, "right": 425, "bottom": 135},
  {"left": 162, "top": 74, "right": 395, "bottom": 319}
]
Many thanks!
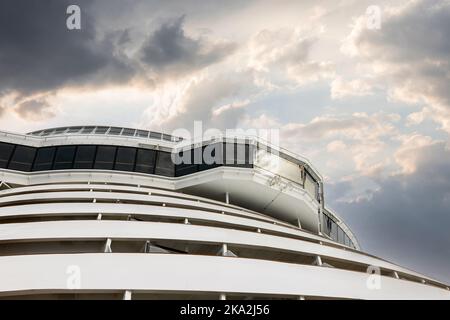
[
  {"left": 96, "top": 213, "right": 102, "bottom": 220},
  {"left": 314, "top": 255, "right": 323, "bottom": 266},
  {"left": 318, "top": 181, "right": 325, "bottom": 235},
  {"left": 221, "top": 243, "right": 227, "bottom": 256},
  {"left": 219, "top": 293, "right": 227, "bottom": 300},
  {"left": 144, "top": 240, "right": 151, "bottom": 253},
  {"left": 225, "top": 192, "right": 230, "bottom": 204},
  {"left": 104, "top": 238, "right": 112, "bottom": 253},
  {"left": 123, "top": 290, "right": 132, "bottom": 300}
]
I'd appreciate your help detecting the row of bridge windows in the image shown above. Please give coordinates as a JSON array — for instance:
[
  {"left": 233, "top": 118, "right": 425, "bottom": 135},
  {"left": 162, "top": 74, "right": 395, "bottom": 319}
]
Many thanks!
[{"left": 0, "top": 142, "right": 252, "bottom": 177}]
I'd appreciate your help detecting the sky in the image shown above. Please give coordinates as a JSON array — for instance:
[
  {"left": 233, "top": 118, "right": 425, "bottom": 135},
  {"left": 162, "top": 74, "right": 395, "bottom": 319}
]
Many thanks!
[{"left": 0, "top": 0, "right": 449, "bottom": 283}]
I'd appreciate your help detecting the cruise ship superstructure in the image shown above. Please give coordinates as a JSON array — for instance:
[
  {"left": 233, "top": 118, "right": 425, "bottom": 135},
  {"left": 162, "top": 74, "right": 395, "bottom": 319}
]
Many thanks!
[{"left": 0, "top": 125, "right": 448, "bottom": 299}]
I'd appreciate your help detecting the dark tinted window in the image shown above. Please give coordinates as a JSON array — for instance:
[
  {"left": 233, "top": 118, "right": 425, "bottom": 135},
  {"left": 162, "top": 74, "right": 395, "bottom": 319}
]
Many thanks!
[
  {"left": 67, "top": 127, "right": 82, "bottom": 133},
  {"left": 54, "top": 127, "right": 67, "bottom": 134},
  {"left": 199, "top": 144, "right": 222, "bottom": 171},
  {"left": 0, "top": 142, "right": 15, "bottom": 168},
  {"left": 155, "top": 151, "right": 175, "bottom": 177},
  {"left": 149, "top": 132, "right": 161, "bottom": 139},
  {"left": 136, "top": 130, "right": 149, "bottom": 138},
  {"left": 122, "top": 128, "right": 135, "bottom": 136},
  {"left": 81, "top": 127, "right": 95, "bottom": 134},
  {"left": 115, "top": 147, "right": 136, "bottom": 172},
  {"left": 54, "top": 146, "right": 76, "bottom": 169},
  {"left": 94, "top": 146, "right": 116, "bottom": 169},
  {"left": 33, "top": 147, "right": 56, "bottom": 171},
  {"left": 175, "top": 149, "right": 198, "bottom": 176},
  {"left": 135, "top": 149, "right": 156, "bottom": 174},
  {"left": 330, "top": 221, "right": 338, "bottom": 242},
  {"left": 74, "top": 145, "right": 96, "bottom": 169},
  {"left": 94, "top": 127, "right": 108, "bottom": 134},
  {"left": 9, "top": 145, "right": 36, "bottom": 171},
  {"left": 108, "top": 127, "right": 122, "bottom": 135},
  {"left": 223, "top": 143, "right": 253, "bottom": 168}
]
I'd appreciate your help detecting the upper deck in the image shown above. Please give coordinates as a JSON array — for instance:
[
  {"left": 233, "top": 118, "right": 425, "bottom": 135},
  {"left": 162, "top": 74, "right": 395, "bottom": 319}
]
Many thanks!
[{"left": 0, "top": 126, "right": 358, "bottom": 249}]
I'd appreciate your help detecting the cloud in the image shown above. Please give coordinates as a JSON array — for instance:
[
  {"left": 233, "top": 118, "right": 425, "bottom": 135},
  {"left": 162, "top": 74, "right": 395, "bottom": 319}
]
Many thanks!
[
  {"left": 248, "top": 28, "right": 334, "bottom": 87},
  {"left": 330, "top": 140, "right": 450, "bottom": 283},
  {"left": 14, "top": 97, "right": 56, "bottom": 121},
  {"left": 244, "top": 111, "right": 401, "bottom": 178},
  {"left": 0, "top": 0, "right": 139, "bottom": 121},
  {"left": 393, "top": 133, "right": 438, "bottom": 174},
  {"left": 281, "top": 112, "right": 399, "bottom": 142},
  {"left": 140, "top": 70, "right": 262, "bottom": 132},
  {"left": 139, "top": 16, "right": 236, "bottom": 79},
  {"left": 0, "top": 0, "right": 135, "bottom": 118},
  {"left": 342, "top": 0, "right": 450, "bottom": 132},
  {"left": 331, "top": 77, "right": 374, "bottom": 99},
  {"left": 327, "top": 140, "right": 347, "bottom": 152}
]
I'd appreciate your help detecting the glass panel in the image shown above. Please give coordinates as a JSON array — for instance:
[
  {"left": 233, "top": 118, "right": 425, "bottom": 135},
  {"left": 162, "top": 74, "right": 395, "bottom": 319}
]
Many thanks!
[
  {"left": 53, "top": 127, "right": 67, "bottom": 134},
  {"left": 114, "top": 147, "right": 136, "bottom": 172},
  {"left": 155, "top": 151, "right": 175, "bottom": 176},
  {"left": 322, "top": 213, "right": 332, "bottom": 236},
  {"left": 337, "top": 227, "right": 345, "bottom": 244},
  {"left": 67, "top": 127, "right": 82, "bottom": 133},
  {"left": 136, "top": 130, "right": 149, "bottom": 138},
  {"left": 199, "top": 144, "right": 222, "bottom": 171},
  {"left": 223, "top": 142, "right": 235, "bottom": 165},
  {"left": 32, "top": 147, "right": 56, "bottom": 171},
  {"left": 121, "top": 128, "right": 136, "bottom": 136},
  {"left": 304, "top": 172, "right": 318, "bottom": 201},
  {"left": 330, "top": 221, "right": 338, "bottom": 242},
  {"left": 81, "top": 127, "right": 95, "bottom": 134},
  {"left": 255, "top": 149, "right": 302, "bottom": 182},
  {"left": 235, "top": 144, "right": 253, "bottom": 168},
  {"left": 135, "top": 149, "right": 156, "bottom": 174},
  {"left": 149, "top": 132, "right": 162, "bottom": 140},
  {"left": 162, "top": 134, "right": 172, "bottom": 141},
  {"left": 41, "top": 129, "right": 55, "bottom": 136},
  {"left": 54, "top": 146, "right": 76, "bottom": 170},
  {"left": 108, "top": 127, "right": 122, "bottom": 135},
  {"left": 94, "top": 146, "right": 116, "bottom": 169},
  {"left": 0, "top": 142, "right": 15, "bottom": 168},
  {"left": 344, "top": 234, "right": 350, "bottom": 247},
  {"left": 175, "top": 149, "right": 198, "bottom": 176},
  {"left": 94, "top": 127, "right": 109, "bottom": 134},
  {"left": 8, "top": 145, "right": 36, "bottom": 171},
  {"left": 74, "top": 145, "right": 96, "bottom": 169}
]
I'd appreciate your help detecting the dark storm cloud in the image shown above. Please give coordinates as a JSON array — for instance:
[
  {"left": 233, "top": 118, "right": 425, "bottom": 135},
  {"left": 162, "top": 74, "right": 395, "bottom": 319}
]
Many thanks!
[
  {"left": 140, "top": 16, "right": 236, "bottom": 77},
  {"left": 329, "top": 142, "right": 450, "bottom": 283},
  {"left": 0, "top": 0, "right": 134, "bottom": 97}
]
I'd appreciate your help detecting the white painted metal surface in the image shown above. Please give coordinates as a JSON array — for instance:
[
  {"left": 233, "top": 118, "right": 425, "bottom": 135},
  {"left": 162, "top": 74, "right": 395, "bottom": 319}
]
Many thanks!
[{"left": 0, "top": 254, "right": 448, "bottom": 300}]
